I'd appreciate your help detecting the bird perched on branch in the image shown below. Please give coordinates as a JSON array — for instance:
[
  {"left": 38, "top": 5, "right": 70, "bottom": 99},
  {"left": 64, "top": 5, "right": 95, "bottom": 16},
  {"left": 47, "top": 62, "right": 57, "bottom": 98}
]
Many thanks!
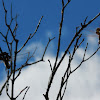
[
  {"left": 0, "top": 52, "right": 11, "bottom": 69},
  {"left": 96, "top": 28, "right": 100, "bottom": 44}
]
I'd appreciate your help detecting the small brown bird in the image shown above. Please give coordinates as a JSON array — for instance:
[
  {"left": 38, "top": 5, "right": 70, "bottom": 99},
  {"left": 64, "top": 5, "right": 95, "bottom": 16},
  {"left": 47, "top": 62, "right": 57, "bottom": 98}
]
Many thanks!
[
  {"left": 96, "top": 28, "right": 100, "bottom": 44},
  {"left": 0, "top": 52, "right": 11, "bottom": 69}
]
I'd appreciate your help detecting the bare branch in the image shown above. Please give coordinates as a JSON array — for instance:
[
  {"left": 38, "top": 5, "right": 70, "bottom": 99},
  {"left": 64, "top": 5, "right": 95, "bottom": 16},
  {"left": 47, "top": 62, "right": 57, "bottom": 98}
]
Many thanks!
[
  {"left": 42, "top": 37, "right": 55, "bottom": 60},
  {"left": 16, "top": 37, "right": 55, "bottom": 71},
  {"left": 15, "top": 86, "right": 30, "bottom": 99},
  {"left": 2, "top": 0, "right": 19, "bottom": 42},
  {"left": 64, "top": 0, "right": 71, "bottom": 8},
  {"left": 71, "top": 43, "right": 91, "bottom": 73},
  {"left": 14, "top": 69, "right": 21, "bottom": 80},
  {"left": 48, "top": 59, "right": 52, "bottom": 71},
  {"left": 1, "top": 0, "right": 100, "bottom": 100},
  {"left": 53, "top": 0, "right": 65, "bottom": 68},
  {"left": 84, "top": 46, "right": 100, "bottom": 61},
  {"left": 2, "top": 0, "right": 15, "bottom": 40},
  {"left": 17, "top": 16, "right": 43, "bottom": 53},
  {"left": 11, "top": 39, "right": 19, "bottom": 99},
  {"left": 0, "top": 32, "right": 5, "bottom": 38},
  {"left": 6, "top": 81, "right": 10, "bottom": 99},
  {"left": 24, "top": 48, "right": 37, "bottom": 65},
  {"left": 0, "top": 72, "right": 12, "bottom": 95},
  {"left": 56, "top": 12, "right": 100, "bottom": 71},
  {"left": 44, "top": 0, "right": 100, "bottom": 99},
  {"left": 22, "top": 86, "right": 30, "bottom": 100},
  {"left": 83, "top": 43, "right": 88, "bottom": 60}
]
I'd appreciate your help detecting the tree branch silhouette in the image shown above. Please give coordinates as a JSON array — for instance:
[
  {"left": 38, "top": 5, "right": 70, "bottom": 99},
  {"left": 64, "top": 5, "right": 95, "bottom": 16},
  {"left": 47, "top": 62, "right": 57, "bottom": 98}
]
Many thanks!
[
  {"left": 43, "top": 0, "right": 100, "bottom": 100},
  {"left": 0, "top": 0, "right": 54, "bottom": 99}
]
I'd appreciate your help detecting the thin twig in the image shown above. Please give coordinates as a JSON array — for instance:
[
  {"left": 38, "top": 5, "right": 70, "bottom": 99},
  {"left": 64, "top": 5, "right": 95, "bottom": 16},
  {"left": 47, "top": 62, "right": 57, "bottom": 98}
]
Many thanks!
[
  {"left": 56, "top": 12, "right": 100, "bottom": 71},
  {"left": 84, "top": 46, "right": 100, "bottom": 61},
  {"left": 15, "top": 86, "right": 29, "bottom": 99},
  {"left": 0, "top": 72, "right": 12, "bottom": 95},
  {"left": 54, "top": 0, "right": 65, "bottom": 68},
  {"left": 48, "top": 59, "right": 52, "bottom": 71},
  {"left": 17, "top": 16, "right": 43, "bottom": 53},
  {"left": 43, "top": 1, "right": 71, "bottom": 99},
  {"left": 22, "top": 86, "right": 30, "bottom": 100},
  {"left": 42, "top": 37, "right": 55, "bottom": 60},
  {"left": 16, "top": 37, "right": 55, "bottom": 71}
]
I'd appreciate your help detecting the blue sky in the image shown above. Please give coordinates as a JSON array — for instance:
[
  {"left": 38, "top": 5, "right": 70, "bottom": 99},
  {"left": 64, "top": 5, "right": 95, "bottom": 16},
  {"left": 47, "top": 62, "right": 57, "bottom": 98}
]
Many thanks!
[
  {"left": 0, "top": 0, "right": 100, "bottom": 51},
  {"left": 0, "top": 0, "right": 100, "bottom": 100}
]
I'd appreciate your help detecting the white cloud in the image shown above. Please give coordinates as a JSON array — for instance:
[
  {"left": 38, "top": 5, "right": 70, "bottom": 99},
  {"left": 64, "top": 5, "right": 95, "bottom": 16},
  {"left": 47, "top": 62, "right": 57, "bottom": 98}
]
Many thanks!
[
  {"left": 16, "top": 42, "right": 45, "bottom": 63},
  {"left": 86, "top": 35, "right": 98, "bottom": 46},
  {"left": 0, "top": 41, "right": 100, "bottom": 100},
  {"left": 24, "top": 42, "right": 45, "bottom": 57}
]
